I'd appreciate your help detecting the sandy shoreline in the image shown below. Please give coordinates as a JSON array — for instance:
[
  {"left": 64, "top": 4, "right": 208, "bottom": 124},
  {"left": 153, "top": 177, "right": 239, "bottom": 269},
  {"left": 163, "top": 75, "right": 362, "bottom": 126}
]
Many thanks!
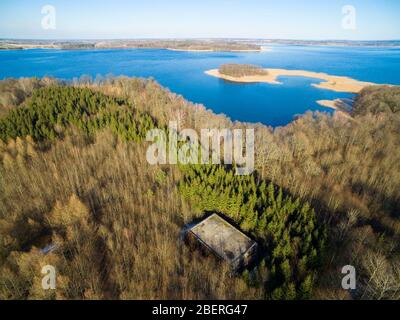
[
  {"left": 205, "top": 68, "right": 379, "bottom": 94},
  {"left": 260, "top": 46, "right": 273, "bottom": 52},
  {"left": 230, "top": 49, "right": 263, "bottom": 52},
  {"left": 317, "top": 98, "right": 354, "bottom": 111},
  {"left": 167, "top": 48, "right": 262, "bottom": 52},
  {"left": 317, "top": 99, "right": 341, "bottom": 109},
  {"left": 315, "top": 99, "right": 355, "bottom": 121},
  {"left": 166, "top": 48, "right": 214, "bottom": 52}
]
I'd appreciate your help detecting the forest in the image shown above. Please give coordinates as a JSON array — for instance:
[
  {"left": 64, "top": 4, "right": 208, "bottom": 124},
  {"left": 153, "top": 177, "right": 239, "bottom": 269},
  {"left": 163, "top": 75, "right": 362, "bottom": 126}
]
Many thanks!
[
  {"left": 0, "top": 77, "right": 399, "bottom": 300},
  {"left": 0, "top": 86, "right": 155, "bottom": 142},
  {"left": 219, "top": 64, "right": 269, "bottom": 77}
]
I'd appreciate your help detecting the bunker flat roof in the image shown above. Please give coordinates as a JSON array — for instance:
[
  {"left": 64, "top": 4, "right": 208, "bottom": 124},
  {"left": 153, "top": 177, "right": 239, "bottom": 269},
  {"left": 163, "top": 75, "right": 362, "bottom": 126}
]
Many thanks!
[{"left": 189, "top": 214, "right": 257, "bottom": 264}]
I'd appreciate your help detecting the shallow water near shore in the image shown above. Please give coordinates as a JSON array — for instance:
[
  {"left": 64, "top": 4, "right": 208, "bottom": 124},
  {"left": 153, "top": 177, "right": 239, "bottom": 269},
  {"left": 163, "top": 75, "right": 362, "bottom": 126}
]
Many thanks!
[{"left": 1, "top": 44, "right": 399, "bottom": 127}]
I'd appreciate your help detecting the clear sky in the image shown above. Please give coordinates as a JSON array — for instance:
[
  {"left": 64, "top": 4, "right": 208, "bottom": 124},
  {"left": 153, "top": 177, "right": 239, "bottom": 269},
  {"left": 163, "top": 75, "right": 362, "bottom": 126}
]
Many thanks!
[{"left": 0, "top": 0, "right": 399, "bottom": 40}]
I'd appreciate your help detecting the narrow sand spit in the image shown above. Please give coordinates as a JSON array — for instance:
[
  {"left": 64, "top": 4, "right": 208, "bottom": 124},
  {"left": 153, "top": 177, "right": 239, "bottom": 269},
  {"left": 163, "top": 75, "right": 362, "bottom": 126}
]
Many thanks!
[
  {"left": 317, "top": 98, "right": 353, "bottom": 111},
  {"left": 316, "top": 98, "right": 356, "bottom": 121},
  {"left": 260, "top": 47, "right": 273, "bottom": 52},
  {"left": 229, "top": 49, "right": 263, "bottom": 52},
  {"left": 167, "top": 48, "right": 262, "bottom": 52},
  {"left": 167, "top": 48, "right": 214, "bottom": 52},
  {"left": 205, "top": 68, "right": 380, "bottom": 94}
]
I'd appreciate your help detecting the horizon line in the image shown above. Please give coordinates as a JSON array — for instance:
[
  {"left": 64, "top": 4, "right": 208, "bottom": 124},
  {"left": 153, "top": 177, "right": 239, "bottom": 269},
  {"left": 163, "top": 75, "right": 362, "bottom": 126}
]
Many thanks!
[{"left": 1, "top": 37, "right": 400, "bottom": 42}]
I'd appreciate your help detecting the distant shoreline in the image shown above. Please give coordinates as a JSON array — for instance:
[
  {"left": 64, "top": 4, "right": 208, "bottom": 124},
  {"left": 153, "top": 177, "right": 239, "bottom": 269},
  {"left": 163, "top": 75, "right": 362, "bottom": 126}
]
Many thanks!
[
  {"left": 0, "top": 40, "right": 263, "bottom": 52},
  {"left": 205, "top": 68, "right": 381, "bottom": 94},
  {"left": 254, "top": 39, "right": 400, "bottom": 48},
  {"left": 0, "top": 46, "right": 265, "bottom": 53}
]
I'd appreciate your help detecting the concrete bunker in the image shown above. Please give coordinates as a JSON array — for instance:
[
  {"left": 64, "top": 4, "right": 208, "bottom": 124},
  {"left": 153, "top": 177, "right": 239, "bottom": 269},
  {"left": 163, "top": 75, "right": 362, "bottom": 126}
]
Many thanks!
[{"left": 186, "top": 214, "right": 258, "bottom": 270}]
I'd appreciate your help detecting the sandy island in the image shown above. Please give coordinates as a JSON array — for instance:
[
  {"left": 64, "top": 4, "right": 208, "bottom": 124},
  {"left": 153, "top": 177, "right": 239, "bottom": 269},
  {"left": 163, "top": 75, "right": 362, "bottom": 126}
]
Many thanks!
[
  {"left": 205, "top": 67, "right": 389, "bottom": 119},
  {"left": 205, "top": 68, "right": 378, "bottom": 94}
]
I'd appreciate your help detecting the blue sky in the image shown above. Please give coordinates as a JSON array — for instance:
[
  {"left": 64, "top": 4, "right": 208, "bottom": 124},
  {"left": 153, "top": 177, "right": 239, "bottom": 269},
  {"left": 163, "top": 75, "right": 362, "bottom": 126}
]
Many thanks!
[{"left": 0, "top": 0, "right": 399, "bottom": 40}]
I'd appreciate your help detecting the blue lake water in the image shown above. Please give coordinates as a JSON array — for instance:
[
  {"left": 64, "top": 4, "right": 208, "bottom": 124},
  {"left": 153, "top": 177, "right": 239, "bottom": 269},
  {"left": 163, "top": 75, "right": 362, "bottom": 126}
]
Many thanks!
[{"left": 1, "top": 44, "right": 399, "bottom": 127}]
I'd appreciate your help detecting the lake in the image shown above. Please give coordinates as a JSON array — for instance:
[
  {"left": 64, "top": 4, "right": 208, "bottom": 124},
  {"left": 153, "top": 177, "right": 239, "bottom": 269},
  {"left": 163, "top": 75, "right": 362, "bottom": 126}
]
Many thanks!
[{"left": 1, "top": 44, "right": 399, "bottom": 127}]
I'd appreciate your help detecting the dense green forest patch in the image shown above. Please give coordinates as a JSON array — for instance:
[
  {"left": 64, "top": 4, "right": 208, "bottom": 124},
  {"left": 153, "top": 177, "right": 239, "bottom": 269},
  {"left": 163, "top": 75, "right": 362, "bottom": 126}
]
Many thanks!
[
  {"left": 0, "top": 86, "right": 156, "bottom": 142},
  {"left": 180, "top": 164, "right": 326, "bottom": 299}
]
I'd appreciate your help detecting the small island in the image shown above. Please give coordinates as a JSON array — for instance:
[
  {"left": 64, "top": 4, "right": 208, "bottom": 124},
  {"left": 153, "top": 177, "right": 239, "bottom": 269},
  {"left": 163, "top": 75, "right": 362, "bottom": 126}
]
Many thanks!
[
  {"left": 206, "top": 64, "right": 397, "bottom": 116},
  {"left": 206, "top": 64, "right": 379, "bottom": 94},
  {"left": 218, "top": 63, "right": 269, "bottom": 77}
]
